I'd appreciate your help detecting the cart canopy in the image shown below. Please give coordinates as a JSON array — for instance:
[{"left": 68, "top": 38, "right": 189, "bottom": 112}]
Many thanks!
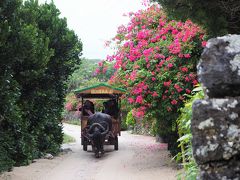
[{"left": 74, "top": 83, "right": 126, "bottom": 99}]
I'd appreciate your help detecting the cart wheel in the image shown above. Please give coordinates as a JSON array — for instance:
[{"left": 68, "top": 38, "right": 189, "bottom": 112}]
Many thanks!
[
  {"left": 114, "top": 136, "right": 118, "bottom": 150},
  {"left": 83, "top": 137, "right": 88, "bottom": 151}
]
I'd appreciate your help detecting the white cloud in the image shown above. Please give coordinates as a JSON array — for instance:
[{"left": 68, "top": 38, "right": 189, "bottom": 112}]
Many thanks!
[{"left": 38, "top": 0, "right": 145, "bottom": 59}]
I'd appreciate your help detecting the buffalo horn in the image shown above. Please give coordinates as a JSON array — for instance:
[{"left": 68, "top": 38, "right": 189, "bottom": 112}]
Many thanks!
[{"left": 100, "top": 121, "right": 109, "bottom": 135}]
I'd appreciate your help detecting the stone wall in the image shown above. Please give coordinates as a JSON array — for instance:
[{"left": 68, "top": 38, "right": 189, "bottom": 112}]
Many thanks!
[{"left": 192, "top": 35, "right": 240, "bottom": 179}]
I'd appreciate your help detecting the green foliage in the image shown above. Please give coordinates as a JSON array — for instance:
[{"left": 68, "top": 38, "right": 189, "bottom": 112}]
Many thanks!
[
  {"left": 126, "top": 110, "right": 136, "bottom": 127},
  {"left": 63, "top": 134, "right": 76, "bottom": 144},
  {"left": 151, "top": 0, "right": 240, "bottom": 37},
  {"left": 0, "top": 0, "right": 82, "bottom": 172},
  {"left": 176, "top": 86, "right": 204, "bottom": 179},
  {"left": 121, "top": 117, "right": 128, "bottom": 130},
  {"left": 67, "top": 58, "right": 101, "bottom": 92}
]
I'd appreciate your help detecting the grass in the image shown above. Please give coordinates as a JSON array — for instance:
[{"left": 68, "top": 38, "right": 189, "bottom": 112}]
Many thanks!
[
  {"left": 63, "top": 119, "right": 81, "bottom": 126},
  {"left": 63, "top": 133, "right": 76, "bottom": 144}
]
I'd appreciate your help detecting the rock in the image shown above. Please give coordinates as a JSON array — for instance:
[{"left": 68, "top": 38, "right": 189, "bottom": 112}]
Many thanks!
[
  {"left": 192, "top": 98, "right": 240, "bottom": 165},
  {"left": 193, "top": 34, "right": 240, "bottom": 179},
  {"left": 44, "top": 153, "right": 54, "bottom": 160},
  {"left": 60, "top": 147, "right": 72, "bottom": 153},
  {"left": 198, "top": 157, "right": 240, "bottom": 179},
  {"left": 198, "top": 156, "right": 240, "bottom": 180},
  {"left": 192, "top": 98, "right": 240, "bottom": 179},
  {"left": 156, "top": 134, "right": 164, "bottom": 143},
  {"left": 197, "top": 34, "right": 240, "bottom": 98}
]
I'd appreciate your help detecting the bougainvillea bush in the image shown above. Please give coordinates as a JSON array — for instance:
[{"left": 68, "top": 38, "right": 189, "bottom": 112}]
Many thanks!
[{"left": 99, "top": 4, "right": 206, "bottom": 155}]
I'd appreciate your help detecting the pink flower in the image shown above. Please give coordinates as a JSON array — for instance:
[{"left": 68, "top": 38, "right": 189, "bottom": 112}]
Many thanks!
[
  {"left": 152, "top": 91, "right": 158, "bottom": 97},
  {"left": 167, "top": 63, "right": 173, "bottom": 68},
  {"left": 133, "top": 87, "right": 143, "bottom": 94},
  {"left": 95, "top": 68, "right": 100, "bottom": 74},
  {"left": 181, "top": 67, "right": 188, "bottom": 72},
  {"left": 176, "top": 88, "right": 183, "bottom": 93},
  {"left": 174, "top": 84, "right": 180, "bottom": 89},
  {"left": 159, "top": 60, "right": 165, "bottom": 67},
  {"left": 65, "top": 102, "right": 73, "bottom": 111},
  {"left": 186, "top": 89, "right": 191, "bottom": 94},
  {"left": 137, "top": 30, "right": 149, "bottom": 39},
  {"left": 171, "top": 100, "right": 178, "bottom": 105},
  {"left": 130, "top": 71, "right": 137, "bottom": 81},
  {"left": 128, "top": 55, "right": 137, "bottom": 62},
  {"left": 98, "top": 61, "right": 103, "bottom": 67},
  {"left": 106, "top": 55, "right": 113, "bottom": 61},
  {"left": 152, "top": 77, "right": 156, "bottom": 81},
  {"left": 159, "top": 19, "right": 166, "bottom": 27},
  {"left": 178, "top": 53, "right": 184, "bottom": 58},
  {"left": 202, "top": 41, "right": 207, "bottom": 47},
  {"left": 135, "top": 110, "right": 145, "bottom": 118},
  {"left": 174, "top": 84, "right": 183, "bottom": 92},
  {"left": 192, "top": 79, "right": 198, "bottom": 85},
  {"left": 128, "top": 98, "right": 134, "bottom": 104},
  {"left": 166, "top": 56, "right": 172, "bottom": 61},
  {"left": 184, "top": 54, "right": 191, "bottom": 58},
  {"left": 143, "top": 48, "right": 153, "bottom": 57},
  {"left": 172, "top": 29, "right": 178, "bottom": 35},
  {"left": 136, "top": 95, "right": 143, "bottom": 104},
  {"left": 163, "top": 81, "right": 171, "bottom": 87},
  {"left": 189, "top": 73, "right": 195, "bottom": 78},
  {"left": 162, "top": 95, "right": 167, "bottom": 100},
  {"left": 162, "top": 36, "right": 167, "bottom": 40},
  {"left": 185, "top": 77, "right": 190, "bottom": 82},
  {"left": 103, "top": 67, "right": 107, "bottom": 73},
  {"left": 143, "top": 85, "right": 148, "bottom": 90}
]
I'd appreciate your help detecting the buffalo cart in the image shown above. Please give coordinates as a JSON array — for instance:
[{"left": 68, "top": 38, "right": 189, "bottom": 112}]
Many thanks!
[{"left": 74, "top": 83, "right": 125, "bottom": 152}]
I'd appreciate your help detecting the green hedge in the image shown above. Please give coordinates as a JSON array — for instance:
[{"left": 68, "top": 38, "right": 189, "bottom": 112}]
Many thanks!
[{"left": 0, "top": 0, "right": 82, "bottom": 172}]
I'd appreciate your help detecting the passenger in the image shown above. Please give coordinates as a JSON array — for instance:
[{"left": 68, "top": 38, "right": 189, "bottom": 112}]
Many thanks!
[
  {"left": 82, "top": 100, "right": 95, "bottom": 116},
  {"left": 102, "top": 99, "right": 119, "bottom": 119}
]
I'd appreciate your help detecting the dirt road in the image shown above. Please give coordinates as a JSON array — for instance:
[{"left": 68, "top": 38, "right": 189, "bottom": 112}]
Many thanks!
[{"left": 1, "top": 123, "right": 178, "bottom": 180}]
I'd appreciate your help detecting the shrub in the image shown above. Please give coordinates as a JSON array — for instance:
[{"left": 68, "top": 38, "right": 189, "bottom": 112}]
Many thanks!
[
  {"left": 103, "top": 4, "right": 205, "bottom": 155},
  {"left": 121, "top": 117, "right": 128, "bottom": 131},
  {"left": 126, "top": 110, "right": 136, "bottom": 127},
  {"left": 176, "top": 86, "right": 204, "bottom": 179}
]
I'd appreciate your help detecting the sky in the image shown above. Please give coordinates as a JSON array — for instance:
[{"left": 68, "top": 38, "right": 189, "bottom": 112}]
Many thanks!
[{"left": 38, "top": 0, "right": 146, "bottom": 60}]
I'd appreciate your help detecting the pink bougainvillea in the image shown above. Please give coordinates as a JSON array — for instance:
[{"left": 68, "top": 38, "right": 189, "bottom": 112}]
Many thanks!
[
  {"left": 98, "top": 4, "right": 205, "bottom": 123},
  {"left": 65, "top": 102, "right": 73, "bottom": 111}
]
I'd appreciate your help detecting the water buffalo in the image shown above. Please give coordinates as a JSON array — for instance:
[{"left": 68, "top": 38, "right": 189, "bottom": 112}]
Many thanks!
[{"left": 86, "top": 112, "right": 112, "bottom": 158}]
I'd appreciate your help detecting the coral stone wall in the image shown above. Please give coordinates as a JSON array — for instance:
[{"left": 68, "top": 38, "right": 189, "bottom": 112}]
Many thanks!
[{"left": 192, "top": 35, "right": 240, "bottom": 179}]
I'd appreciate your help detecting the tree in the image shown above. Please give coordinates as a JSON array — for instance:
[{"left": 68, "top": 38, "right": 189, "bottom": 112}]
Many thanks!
[
  {"left": 17, "top": 0, "right": 82, "bottom": 154},
  {"left": 151, "top": 0, "right": 240, "bottom": 37},
  {"left": 0, "top": 0, "right": 36, "bottom": 170},
  {"left": 67, "top": 58, "right": 101, "bottom": 92}
]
